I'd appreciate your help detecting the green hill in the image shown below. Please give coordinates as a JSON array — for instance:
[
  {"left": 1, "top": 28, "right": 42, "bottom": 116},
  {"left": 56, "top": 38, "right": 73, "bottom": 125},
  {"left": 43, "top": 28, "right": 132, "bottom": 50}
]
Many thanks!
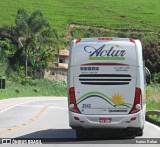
[
  {"left": 0, "top": 0, "right": 160, "bottom": 74},
  {"left": 0, "top": 0, "right": 160, "bottom": 34}
]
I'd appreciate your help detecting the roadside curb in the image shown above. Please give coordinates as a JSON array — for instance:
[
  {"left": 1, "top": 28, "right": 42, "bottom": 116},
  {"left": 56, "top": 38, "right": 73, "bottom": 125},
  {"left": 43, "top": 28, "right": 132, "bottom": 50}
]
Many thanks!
[
  {"left": 146, "top": 110, "right": 160, "bottom": 116},
  {"left": 145, "top": 110, "right": 160, "bottom": 128}
]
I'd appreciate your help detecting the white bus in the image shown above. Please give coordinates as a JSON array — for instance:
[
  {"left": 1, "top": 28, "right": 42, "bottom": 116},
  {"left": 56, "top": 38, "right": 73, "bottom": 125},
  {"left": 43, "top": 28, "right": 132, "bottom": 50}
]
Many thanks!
[{"left": 67, "top": 37, "right": 146, "bottom": 138}]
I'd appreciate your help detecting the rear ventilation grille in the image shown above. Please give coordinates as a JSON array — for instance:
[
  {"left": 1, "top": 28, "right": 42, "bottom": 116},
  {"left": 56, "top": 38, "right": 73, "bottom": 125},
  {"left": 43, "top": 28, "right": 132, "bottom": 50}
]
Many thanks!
[{"left": 79, "top": 74, "right": 131, "bottom": 85}]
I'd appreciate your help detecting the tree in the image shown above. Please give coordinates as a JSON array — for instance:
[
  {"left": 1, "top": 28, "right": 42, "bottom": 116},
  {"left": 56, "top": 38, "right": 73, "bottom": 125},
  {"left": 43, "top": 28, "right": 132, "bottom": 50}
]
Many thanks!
[
  {"left": 15, "top": 9, "right": 55, "bottom": 79},
  {"left": 0, "top": 8, "right": 56, "bottom": 79},
  {"left": 0, "top": 39, "right": 13, "bottom": 62},
  {"left": 52, "top": 31, "right": 68, "bottom": 63}
]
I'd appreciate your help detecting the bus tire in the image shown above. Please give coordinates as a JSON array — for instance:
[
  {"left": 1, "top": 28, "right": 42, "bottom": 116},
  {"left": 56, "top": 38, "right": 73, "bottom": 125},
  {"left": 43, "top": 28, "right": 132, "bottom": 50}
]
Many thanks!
[
  {"left": 135, "top": 128, "right": 143, "bottom": 136},
  {"left": 75, "top": 129, "right": 85, "bottom": 138}
]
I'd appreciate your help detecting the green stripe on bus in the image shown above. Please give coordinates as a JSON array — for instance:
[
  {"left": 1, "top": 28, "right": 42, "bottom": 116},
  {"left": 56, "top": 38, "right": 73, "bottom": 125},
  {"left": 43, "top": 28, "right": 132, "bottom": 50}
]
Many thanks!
[{"left": 89, "top": 57, "right": 125, "bottom": 60}]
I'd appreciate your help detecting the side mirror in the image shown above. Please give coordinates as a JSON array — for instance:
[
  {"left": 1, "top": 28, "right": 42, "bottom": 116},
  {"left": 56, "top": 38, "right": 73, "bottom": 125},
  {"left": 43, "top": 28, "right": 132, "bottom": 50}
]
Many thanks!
[{"left": 145, "top": 67, "right": 151, "bottom": 85}]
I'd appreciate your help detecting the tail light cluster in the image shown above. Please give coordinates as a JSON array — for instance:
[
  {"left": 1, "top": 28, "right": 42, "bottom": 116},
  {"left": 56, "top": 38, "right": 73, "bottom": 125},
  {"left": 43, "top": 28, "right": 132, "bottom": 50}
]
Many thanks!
[
  {"left": 129, "top": 88, "right": 142, "bottom": 114},
  {"left": 69, "top": 87, "right": 81, "bottom": 114}
]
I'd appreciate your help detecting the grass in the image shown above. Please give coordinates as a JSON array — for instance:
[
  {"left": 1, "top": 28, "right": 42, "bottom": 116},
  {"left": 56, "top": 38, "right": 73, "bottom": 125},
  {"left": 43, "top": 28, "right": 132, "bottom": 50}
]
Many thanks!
[
  {"left": 146, "top": 84, "right": 160, "bottom": 126},
  {"left": 146, "top": 83, "right": 160, "bottom": 111},
  {"left": 0, "top": 0, "right": 160, "bottom": 34},
  {"left": 146, "top": 115, "right": 160, "bottom": 126},
  {"left": 0, "top": 78, "right": 67, "bottom": 100},
  {"left": 71, "top": 27, "right": 159, "bottom": 41},
  {"left": 146, "top": 101, "right": 160, "bottom": 111}
]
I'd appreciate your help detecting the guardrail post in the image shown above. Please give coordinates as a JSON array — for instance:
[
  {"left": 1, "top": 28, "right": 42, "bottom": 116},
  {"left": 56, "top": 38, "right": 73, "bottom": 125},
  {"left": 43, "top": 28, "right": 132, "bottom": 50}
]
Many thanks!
[{"left": 0, "top": 78, "right": 5, "bottom": 90}]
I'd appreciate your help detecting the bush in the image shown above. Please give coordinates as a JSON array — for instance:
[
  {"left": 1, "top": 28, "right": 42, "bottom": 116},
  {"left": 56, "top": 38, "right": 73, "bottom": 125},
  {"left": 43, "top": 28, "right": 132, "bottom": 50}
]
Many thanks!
[
  {"left": 146, "top": 83, "right": 160, "bottom": 103},
  {"left": 0, "top": 78, "right": 67, "bottom": 99},
  {"left": 152, "top": 72, "right": 160, "bottom": 83}
]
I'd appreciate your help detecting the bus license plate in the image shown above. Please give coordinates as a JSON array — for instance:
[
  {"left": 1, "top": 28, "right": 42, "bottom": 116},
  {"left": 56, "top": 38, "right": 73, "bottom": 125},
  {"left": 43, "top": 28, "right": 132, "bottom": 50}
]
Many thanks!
[{"left": 99, "top": 118, "right": 112, "bottom": 123}]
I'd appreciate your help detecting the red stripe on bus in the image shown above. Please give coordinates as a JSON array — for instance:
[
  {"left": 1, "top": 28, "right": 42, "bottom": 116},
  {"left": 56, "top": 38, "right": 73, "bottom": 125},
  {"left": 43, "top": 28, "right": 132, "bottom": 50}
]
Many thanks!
[{"left": 81, "top": 63, "right": 129, "bottom": 66}]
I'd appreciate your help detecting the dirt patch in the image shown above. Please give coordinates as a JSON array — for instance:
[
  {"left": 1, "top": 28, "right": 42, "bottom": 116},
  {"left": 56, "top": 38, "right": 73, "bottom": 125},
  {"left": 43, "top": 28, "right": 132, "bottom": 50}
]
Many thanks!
[{"left": 66, "top": 23, "right": 159, "bottom": 40}]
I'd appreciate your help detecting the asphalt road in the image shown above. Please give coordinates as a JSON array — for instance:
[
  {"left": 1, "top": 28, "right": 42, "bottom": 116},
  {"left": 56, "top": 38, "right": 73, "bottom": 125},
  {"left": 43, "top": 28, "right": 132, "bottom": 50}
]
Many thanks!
[{"left": 0, "top": 98, "right": 160, "bottom": 146}]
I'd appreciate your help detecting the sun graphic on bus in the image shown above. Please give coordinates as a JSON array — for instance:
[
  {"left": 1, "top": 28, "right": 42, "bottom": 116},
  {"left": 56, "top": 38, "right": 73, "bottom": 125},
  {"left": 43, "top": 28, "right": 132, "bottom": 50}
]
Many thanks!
[{"left": 111, "top": 93, "right": 124, "bottom": 105}]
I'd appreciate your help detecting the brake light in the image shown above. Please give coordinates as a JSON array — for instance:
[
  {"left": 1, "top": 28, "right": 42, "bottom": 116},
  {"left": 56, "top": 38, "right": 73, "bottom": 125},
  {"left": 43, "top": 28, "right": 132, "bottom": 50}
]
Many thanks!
[
  {"left": 69, "top": 87, "right": 76, "bottom": 103},
  {"left": 76, "top": 38, "right": 81, "bottom": 43},
  {"left": 129, "top": 88, "right": 142, "bottom": 114},
  {"left": 129, "top": 38, "right": 135, "bottom": 43},
  {"left": 69, "top": 87, "right": 81, "bottom": 114},
  {"left": 135, "top": 88, "right": 141, "bottom": 103},
  {"left": 98, "top": 37, "right": 112, "bottom": 40}
]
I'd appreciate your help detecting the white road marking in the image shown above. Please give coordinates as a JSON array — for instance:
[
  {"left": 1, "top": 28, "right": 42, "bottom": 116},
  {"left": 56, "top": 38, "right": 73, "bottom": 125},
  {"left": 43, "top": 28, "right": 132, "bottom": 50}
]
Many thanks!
[
  {"left": 18, "top": 104, "right": 68, "bottom": 110},
  {"left": 49, "top": 106, "right": 67, "bottom": 110},
  {"left": 0, "top": 99, "right": 66, "bottom": 113},
  {"left": 0, "top": 100, "right": 37, "bottom": 113},
  {"left": 18, "top": 105, "right": 47, "bottom": 108}
]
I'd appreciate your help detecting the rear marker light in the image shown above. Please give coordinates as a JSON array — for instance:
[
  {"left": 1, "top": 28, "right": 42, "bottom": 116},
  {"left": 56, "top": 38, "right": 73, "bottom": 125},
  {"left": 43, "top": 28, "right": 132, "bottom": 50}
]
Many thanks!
[
  {"left": 76, "top": 38, "right": 81, "bottom": 43},
  {"left": 98, "top": 38, "right": 112, "bottom": 40},
  {"left": 129, "top": 38, "right": 135, "bottom": 43},
  {"left": 130, "top": 117, "right": 136, "bottom": 121},
  {"left": 74, "top": 117, "right": 80, "bottom": 120}
]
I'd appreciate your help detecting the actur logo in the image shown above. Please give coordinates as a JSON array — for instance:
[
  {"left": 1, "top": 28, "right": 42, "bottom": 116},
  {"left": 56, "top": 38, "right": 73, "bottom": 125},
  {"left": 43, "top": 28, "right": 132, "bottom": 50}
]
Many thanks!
[{"left": 84, "top": 44, "right": 126, "bottom": 60}]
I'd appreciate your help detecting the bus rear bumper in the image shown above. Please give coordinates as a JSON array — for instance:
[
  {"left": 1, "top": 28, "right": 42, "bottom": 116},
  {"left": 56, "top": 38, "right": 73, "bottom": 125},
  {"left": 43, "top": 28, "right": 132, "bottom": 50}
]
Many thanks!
[{"left": 69, "top": 111, "right": 145, "bottom": 129}]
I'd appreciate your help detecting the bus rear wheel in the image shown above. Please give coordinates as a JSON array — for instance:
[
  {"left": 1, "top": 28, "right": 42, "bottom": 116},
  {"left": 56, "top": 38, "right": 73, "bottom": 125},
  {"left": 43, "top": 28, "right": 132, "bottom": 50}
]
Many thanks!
[{"left": 135, "top": 128, "right": 143, "bottom": 136}]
